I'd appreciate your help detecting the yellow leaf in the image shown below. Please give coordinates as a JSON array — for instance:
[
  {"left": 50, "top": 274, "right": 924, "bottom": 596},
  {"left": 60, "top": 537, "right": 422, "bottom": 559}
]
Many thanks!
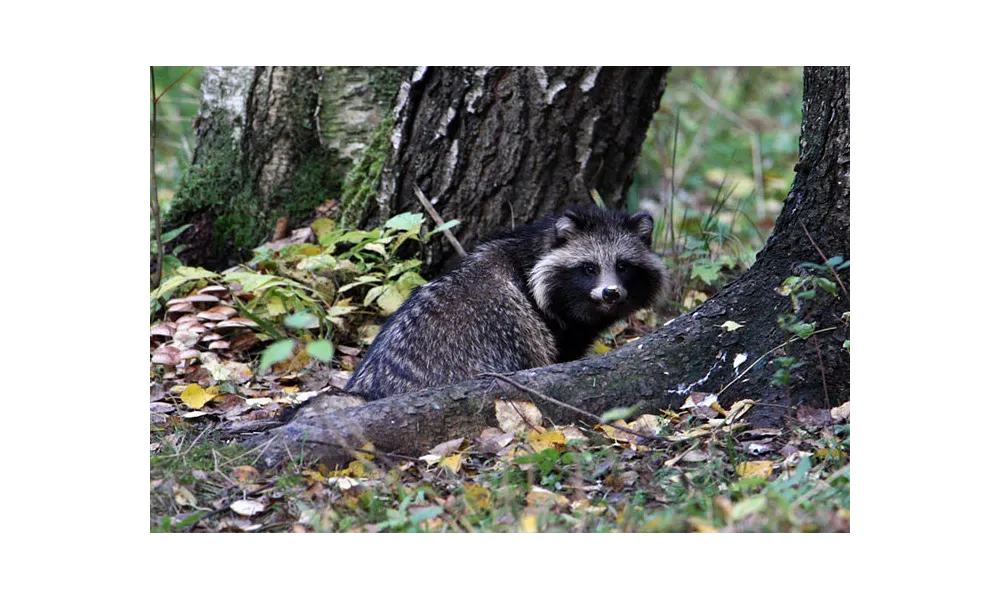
[
  {"left": 173, "top": 485, "right": 198, "bottom": 507},
  {"left": 526, "top": 486, "right": 569, "bottom": 508},
  {"left": 180, "top": 384, "right": 218, "bottom": 409},
  {"left": 527, "top": 429, "right": 566, "bottom": 452},
  {"left": 302, "top": 469, "right": 326, "bottom": 483},
  {"left": 331, "top": 460, "right": 366, "bottom": 478},
  {"left": 689, "top": 517, "right": 719, "bottom": 533},
  {"left": 520, "top": 513, "right": 538, "bottom": 533},
  {"left": 815, "top": 448, "right": 845, "bottom": 460},
  {"left": 266, "top": 295, "right": 285, "bottom": 316},
  {"left": 592, "top": 341, "right": 611, "bottom": 354},
  {"left": 735, "top": 460, "right": 774, "bottom": 480},
  {"left": 596, "top": 420, "right": 637, "bottom": 443},
  {"left": 719, "top": 320, "right": 744, "bottom": 331},
  {"left": 440, "top": 453, "right": 463, "bottom": 474},
  {"left": 464, "top": 484, "right": 491, "bottom": 510},
  {"left": 683, "top": 290, "right": 709, "bottom": 309}
]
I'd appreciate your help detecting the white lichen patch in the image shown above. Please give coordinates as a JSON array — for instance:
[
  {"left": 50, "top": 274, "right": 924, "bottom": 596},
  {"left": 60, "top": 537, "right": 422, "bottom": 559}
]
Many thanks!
[
  {"left": 579, "top": 66, "right": 601, "bottom": 92},
  {"left": 668, "top": 352, "right": 727, "bottom": 396}
]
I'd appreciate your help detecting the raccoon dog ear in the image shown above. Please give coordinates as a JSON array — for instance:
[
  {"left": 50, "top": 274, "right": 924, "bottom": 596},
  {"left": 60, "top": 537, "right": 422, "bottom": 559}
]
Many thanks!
[
  {"left": 553, "top": 211, "right": 581, "bottom": 246},
  {"left": 627, "top": 211, "right": 655, "bottom": 247}
]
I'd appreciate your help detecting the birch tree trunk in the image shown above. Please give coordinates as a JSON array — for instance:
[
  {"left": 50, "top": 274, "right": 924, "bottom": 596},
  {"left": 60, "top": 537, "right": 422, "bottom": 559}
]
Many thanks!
[
  {"left": 167, "top": 66, "right": 405, "bottom": 269},
  {"left": 255, "top": 67, "right": 850, "bottom": 469}
]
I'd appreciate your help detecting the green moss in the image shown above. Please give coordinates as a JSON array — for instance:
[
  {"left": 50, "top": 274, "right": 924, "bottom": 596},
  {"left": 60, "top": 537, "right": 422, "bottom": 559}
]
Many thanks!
[
  {"left": 172, "top": 120, "right": 342, "bottom": 264},
  {"left": 338, "top": 114, "right": 394, "bottom": 228},
  {"left": 369, "top": 67, "right": 408, "bottom": 107}
]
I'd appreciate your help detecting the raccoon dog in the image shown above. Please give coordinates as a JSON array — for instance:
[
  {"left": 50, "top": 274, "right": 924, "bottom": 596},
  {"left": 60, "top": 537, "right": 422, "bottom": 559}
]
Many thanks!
[{"left": 345, "top": 205, "right": 668, "bottom": 400}]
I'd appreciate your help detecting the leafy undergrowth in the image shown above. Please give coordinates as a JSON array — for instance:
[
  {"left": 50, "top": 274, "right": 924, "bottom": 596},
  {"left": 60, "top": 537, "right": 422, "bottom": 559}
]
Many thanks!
[
  {"left": 150, "top": 390, "right": 849, "bottom": 533},
  {"left": 150, "top": 212, "right": 849, "bottom": 533}
]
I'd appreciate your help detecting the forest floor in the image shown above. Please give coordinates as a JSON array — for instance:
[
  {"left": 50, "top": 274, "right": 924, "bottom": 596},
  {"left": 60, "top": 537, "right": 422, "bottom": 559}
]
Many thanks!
[{"left": 150, "top": 309, "right": 850, "bottom": 533}]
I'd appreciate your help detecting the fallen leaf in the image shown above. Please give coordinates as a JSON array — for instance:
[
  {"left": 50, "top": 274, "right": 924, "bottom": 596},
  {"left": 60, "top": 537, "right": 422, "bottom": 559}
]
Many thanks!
[
  {"left": 232, "top": 465, "right": 260, "bottom": 485},
  {"left": 526, "top": 486, "right": 569, "bottom": 508},
  {"left": 173, "top": 485, "right": 198, "bottom": 507},
  {"left": 735, "top": 460, "right": 774, "bottom": 480},
  {"left": 796, "top": 405, "right": 833, "bottom": 427},
  {"left": 527, "top": 429, "right": 567, "bottom": 452},
  {"left": 495, "top": 399, "right": 543, "bottom": 433},
  {"left": 520, "top": 513, "right": 538, "bottom": 533},
  {"left": 180, "top": 383, "right": 219, "bottom": 409},
  {"left": 831, "top": 401, "right": 850, "bottom": 422},
  {"left": 719, "top": 320, "right": 744, "bottom": 331},
  {"left": 426, "top": 437, "right": 465, "bottom": 459},
  {"left": 439, "top": 454, "right": 463, "bottom": 474},
  {"left": 230, "top": 499, "right": 266, "bottom": 516},
  {"left": 463, "top": 484, "right": 491, "bottom": 510}
]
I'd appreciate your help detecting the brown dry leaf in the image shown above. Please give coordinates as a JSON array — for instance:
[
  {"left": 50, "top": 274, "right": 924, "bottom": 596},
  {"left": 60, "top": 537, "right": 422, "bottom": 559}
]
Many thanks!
[
  {"left": 527, "top": 429, "right": 566, "bottom": 452},
  {"left": 478, "top": 428, "right": 516, "bottom": 454},
  {"left": 495, "top": 399, "right": 543, "bottom": 433},
  {"left": 560, "top": 425, "right": 588, "bottom": 443},
  {"left": 714, "top": 496, "right": 733, "bottom": 520},
  {"left": 426, "top": 437, "right": 465, "bottom": 459},
  {"left": 232, "top": 465, "right": 260, "bottom": 485},
  {"left": 681, "top": 392, "right": 719, "bottom": 419},
  {"left": 681, "top": 449, "right": 712, "bottom": 462},
  {"left": 735, "top": 460, "right": 774, "bottom": 480},
  {"left": 796, "top": 405, "right": 833, "bottom": 427},
  {"left": 627, "top": 414, "right": 663, "bottom": 437}
]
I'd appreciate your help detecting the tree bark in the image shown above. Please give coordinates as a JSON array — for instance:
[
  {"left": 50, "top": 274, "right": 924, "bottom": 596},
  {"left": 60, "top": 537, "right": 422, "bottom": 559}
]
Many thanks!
[
  {"left": 254, "top": 67, "right": 850, "bottom": 469},
  {"left": 167, "top": 67, "right": 405, "bottom": 269},
  {"left": 362, "top": 66, "right": 669, "bottom": 275}
]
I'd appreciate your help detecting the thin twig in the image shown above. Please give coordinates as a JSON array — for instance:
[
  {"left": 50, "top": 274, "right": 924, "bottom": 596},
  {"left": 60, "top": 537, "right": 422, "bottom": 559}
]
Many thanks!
[
  {"left": 690, "top": 83, "right": 765, "bottom": 209},
  {"left": 413, "top": 184, "right": 467, "bottom": 257},
  {"left": 150, "top": 67, "right": 163, "bottom": 289},
  {"left": 481, "top": 372, "right": 662, "bottom": 443},
  {"left": 717, "top": 327, "right": 839, "bottom": 398},
  {"left": 812, "top": 336, "right": 831, "bottom": 410},
  {"left": 800, "top": 222, "right": 849, "bottom": 297},
  {"left": 154, "top": 66, "right": 196, "bottom": 103}
]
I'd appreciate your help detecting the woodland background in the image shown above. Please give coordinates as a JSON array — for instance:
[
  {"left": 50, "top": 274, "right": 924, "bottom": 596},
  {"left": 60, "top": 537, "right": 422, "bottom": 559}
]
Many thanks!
[{"left": 150, "top": 66, "right": 850, "bottom": 533}]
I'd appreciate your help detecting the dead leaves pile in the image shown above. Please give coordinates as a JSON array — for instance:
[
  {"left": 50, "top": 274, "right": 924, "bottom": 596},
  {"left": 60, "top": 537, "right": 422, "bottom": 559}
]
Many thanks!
[{"left": 167, "top": 392, "right": 848, "bottom": 533}]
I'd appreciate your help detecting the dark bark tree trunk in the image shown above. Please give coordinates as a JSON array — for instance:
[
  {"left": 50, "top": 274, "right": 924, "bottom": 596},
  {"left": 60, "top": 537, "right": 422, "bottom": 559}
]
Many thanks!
[
  {"left": 362, "top": 66, "right": 669, "bottom": 275},
  {"left": 254, "top": 67, "right": 850, "bottom": 469}
]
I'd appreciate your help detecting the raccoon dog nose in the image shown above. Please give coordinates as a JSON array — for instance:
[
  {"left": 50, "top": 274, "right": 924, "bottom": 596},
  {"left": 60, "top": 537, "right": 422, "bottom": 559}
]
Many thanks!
[{"left": 602, "top": 286, "right": 622, "bottom": 303}]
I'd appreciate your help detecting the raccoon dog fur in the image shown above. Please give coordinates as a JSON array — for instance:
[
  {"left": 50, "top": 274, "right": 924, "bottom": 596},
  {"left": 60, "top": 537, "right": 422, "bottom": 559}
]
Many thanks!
[{"left": 345, "top": 205, "right": 668, "bottom": 400}]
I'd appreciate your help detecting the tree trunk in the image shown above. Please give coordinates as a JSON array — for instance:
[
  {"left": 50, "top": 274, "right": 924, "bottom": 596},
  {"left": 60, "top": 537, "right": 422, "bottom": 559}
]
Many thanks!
[
  {"left": 359, "top": 66, "right": 669, "bottom": 275},
  {"left": 167, "top": 67, "right": 405, "bottom": 269},
  {"left": 253, "top": 67, "right": 850, "bottom": 469}
]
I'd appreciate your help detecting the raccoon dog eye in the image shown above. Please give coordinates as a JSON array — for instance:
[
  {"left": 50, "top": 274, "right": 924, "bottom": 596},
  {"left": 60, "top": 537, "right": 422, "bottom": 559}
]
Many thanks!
[
  {"left": 581, "top": 263, "right": 598, "bottom": 276},
  {"left": 616, "top": 260, "right": 630, "bottom": 273}
]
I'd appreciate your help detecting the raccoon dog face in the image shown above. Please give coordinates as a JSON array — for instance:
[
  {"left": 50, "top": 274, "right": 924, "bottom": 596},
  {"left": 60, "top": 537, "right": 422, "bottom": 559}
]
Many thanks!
[{"left": 529, "top": 207, "right": 667, "bottom": 326}]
